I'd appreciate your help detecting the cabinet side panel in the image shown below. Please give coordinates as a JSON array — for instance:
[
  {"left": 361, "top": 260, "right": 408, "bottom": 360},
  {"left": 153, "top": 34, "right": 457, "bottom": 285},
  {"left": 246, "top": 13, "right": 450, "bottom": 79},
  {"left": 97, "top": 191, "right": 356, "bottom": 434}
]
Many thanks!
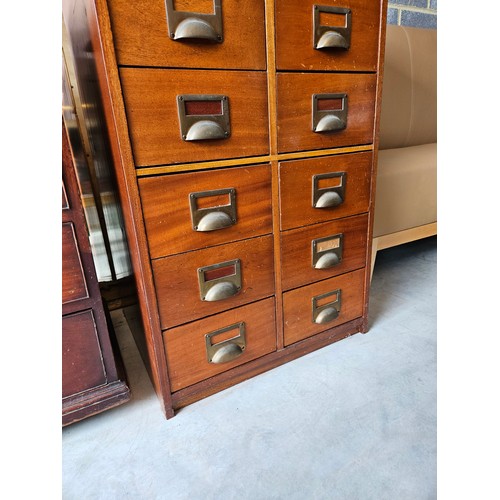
[{"left": 361, "top": 0, "right": 389, "bottom": 332}]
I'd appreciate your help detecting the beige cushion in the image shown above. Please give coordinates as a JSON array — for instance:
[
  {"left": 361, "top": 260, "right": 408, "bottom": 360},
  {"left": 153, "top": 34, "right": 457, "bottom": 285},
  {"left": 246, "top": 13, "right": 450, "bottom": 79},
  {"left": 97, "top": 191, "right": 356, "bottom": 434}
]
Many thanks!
[
  {"left": 373, "top": 143, "right": 437, "bottom": 238},
  {"left": 379, "top": 25, "right": 437, "bottom": 150}
]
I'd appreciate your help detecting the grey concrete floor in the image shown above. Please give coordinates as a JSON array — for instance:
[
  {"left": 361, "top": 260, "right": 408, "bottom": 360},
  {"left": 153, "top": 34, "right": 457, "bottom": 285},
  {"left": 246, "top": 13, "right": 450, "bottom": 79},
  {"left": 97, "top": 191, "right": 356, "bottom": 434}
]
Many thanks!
[{"left": 62, "top": 236, "right": 437, "bottom": 500}]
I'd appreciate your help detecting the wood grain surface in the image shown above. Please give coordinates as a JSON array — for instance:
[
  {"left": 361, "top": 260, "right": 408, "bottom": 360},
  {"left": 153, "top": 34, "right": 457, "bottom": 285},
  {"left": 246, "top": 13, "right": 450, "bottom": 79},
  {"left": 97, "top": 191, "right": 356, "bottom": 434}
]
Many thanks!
[
  {"left": 107, "top": 0, "right": 266, "bottom": 70},
  {"left": 120, "top": 68, "right": 269, "bottom": 166},
  {"left": 280, "top": 213, "right": 368, "bottom": 290},
  {"left": 139, "top": 164, "right": 272, "bottom": 258},
  {"left": 275, "top": 0, "right": 381, "bottom": 72},
  {"left": 164, "top": 297, "right": 276, "bottom": 391},
  {"left": 279, "top": 151, "right": 372, "bottom": 230},
  {"left": 62, "top": 222, "right": 89, "bottom": 304},
  {"left": 283, "top": 268, "right": 365, "bottom": 346},
  {"left": 152, "top": 235, "right": 275, "bottom": 329},
  {"left": 62, "top": 310, "right": 107, "bottom": 398},
  {"left": 361, "top": 0, "right": 388, "bottom": 333},
  {"left": 277, "top": 72, "right": 377, "bottom": 154},
  {"left": 135, "top": 145, "right": 373, "bottom": 176}
]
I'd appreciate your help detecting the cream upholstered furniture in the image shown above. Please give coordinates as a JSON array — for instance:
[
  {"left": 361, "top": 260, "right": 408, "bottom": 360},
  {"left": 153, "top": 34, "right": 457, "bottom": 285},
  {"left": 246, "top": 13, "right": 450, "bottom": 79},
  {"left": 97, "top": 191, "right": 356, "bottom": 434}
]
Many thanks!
[{"left": 371, "top": 24, "right": 437, "bottom": 275}]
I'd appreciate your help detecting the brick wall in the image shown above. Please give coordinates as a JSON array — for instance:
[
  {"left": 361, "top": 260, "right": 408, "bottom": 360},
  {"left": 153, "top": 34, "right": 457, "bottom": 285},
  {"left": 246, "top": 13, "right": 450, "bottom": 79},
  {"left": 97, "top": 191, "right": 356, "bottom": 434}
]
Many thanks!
[{"left": 387, "top": 0, "right": 437, "bottom": 29}]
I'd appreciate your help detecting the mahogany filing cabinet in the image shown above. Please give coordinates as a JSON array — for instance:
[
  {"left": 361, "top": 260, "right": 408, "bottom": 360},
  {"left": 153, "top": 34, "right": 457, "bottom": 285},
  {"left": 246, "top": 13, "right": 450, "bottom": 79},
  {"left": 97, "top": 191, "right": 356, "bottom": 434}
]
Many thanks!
[{"left": 64, "top": 0, "right": 388, "bottom": 418}]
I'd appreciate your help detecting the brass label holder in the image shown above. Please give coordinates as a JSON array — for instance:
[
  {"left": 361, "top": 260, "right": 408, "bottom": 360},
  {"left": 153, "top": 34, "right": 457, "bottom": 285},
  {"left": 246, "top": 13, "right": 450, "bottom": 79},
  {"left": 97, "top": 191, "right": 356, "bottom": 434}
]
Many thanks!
[
  {"left": 189, "top": 187, "right": 237, "bottom": 232},
  {"left": 177, "top": 94, "right": 230, "bottom": 141},
  {"left": 313, "top": 5, "right": 352, "bottom": 50},
  {"left": 165, "top": 0, "right": 223, "bottom": 43},
  {"left": 205, "top": 322, "right": 246, "bottom": 364},
  {"left": 198, "top": 259, "right": 242, "bottom": 302},
  {"left": 312, "top": 233, "right": 343, "bottom": 269},
  {"left": 312, "top": 289, "right": 342, "bottom": 324},
  {"left": 312, "top": 93, "right": 348, "bottom": 133},
  {"left": 312, "top": 171, "right": 346, "bottom": 208}
]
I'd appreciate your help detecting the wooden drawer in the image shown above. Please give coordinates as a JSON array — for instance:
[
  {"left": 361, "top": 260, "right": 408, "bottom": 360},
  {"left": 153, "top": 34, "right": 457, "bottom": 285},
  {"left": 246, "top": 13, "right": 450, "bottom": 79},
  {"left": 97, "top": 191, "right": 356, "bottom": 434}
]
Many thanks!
[
  {"left": 164, "top": 297, "right": 276, "bottom": 391},
  {"left": 281, "top": 213, "right": 368, "bottom": 291},
  {"left": 107, "top": 0, "right": 266, "bottom": 70},
  {"left": 62, "top": 310, "right": 107, "bottom": 398},
  {"left": 139, "top": 164, "right": 272, "bottom": 259},
  {"left": 279, "top": 152, "right": 372, "bottom": 231},
  {"left": 275, "top": 0, "right": 381, "bottom": 72},
  {"left": 152, "top": 235, "right": 275, "bottom": 329},
  {"left": 62, "top": 222, "right": 88, "bottom": 304},
  {"left": 276, "top": 72, "right": 376, "bottom": 154},
  {"left": 283, "top": 268, "right": 365, "bottom": 346},
  {"left": 120, "top": 68, "right": 269, "bottom": 167}
]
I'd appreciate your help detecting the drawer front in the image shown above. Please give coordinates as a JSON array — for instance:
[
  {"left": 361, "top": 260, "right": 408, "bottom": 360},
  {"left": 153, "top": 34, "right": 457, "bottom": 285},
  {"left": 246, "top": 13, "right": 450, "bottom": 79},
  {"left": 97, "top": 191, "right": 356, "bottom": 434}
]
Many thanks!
[
  {"left": 164, "top": 297, "right": 276, "bottom": 391},
  {"left": 279, "top": 152, "right": 372, "bottom": 230},
  {"left": 277, "top": 72, "right": 376, "bottom": 154},
  {"left": 107, "top": 0, "right": 266, "bottom": 70},
  {"left": 120, "top": 68, "right": 269, "bottom": 166},
  {"left": 152, "top": 235, "right": 275, "bottom": 329},
  {"left": 275, "top": 0, "right": 382, "bottom": 72},
  {"left": 139, "top": 164, "right": 272, "bottom": 259},
  {"left": 62, "top": 310, "right": 107, "bottom": 398},
  {"left": 281, "top": 214, "right": 368, "bottom": 291},
  {"left": 283, "top": 268, "right": 365, "bottom": 346},
  {"left": 62, "top": 223, "right": 88, "bottom": 304}
]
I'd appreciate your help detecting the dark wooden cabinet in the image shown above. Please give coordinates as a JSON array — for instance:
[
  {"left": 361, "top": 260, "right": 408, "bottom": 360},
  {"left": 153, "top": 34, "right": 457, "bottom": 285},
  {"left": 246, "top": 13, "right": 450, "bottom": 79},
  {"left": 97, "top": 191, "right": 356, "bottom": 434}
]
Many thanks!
[
  {"left": 63, "top": 0, "right": 387, "bottom": 419},
  {"left": 62, "top": 120, "right": 130, "bottom": 426}
]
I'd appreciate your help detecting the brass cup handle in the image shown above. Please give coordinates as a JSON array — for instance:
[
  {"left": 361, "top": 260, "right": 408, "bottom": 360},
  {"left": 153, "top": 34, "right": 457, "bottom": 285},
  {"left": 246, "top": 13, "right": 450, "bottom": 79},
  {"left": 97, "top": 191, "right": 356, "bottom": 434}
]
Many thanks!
[
  {"left": 204, "top": 281, "right": 239, "bottom": 302},
  {"left": 314, "top": 251, "right": 340, "bottom": 269},
  {"left": 312, "top": 289, "right": 342, "bottom": 325},
  {"left": 166, "top": 0, "right": 223, "bottom": 43},
  {"left": 178, "top": 95, "right": 230, "bottom": 142},
  {"left": 312, "top": 233, "right": 343, "bottom": 269},
  {"left": 185, "top": 120, "right": 226, "bottom": 141},
  {"left": 315, "top": 114, "right": 346, "bottom": 133},
  {"left": 314, "top": 306, "right": 339, "bottom": 324},
  {"left": 173, "top": 17, "right": 219, "bottom": 42},
  {"left": 312, "top": 93, "right": 348, "bottom": 134},
  {"left": 198, "top": 259, "right": 242, "bottom": 301},
  {"left": 197, "top": 211, "right": 234, "bottom": 232},
  {"left": 316, "top": 30, "right": 350, "bottom": 49},
  {"left": 313, "top": 5, "right": 352, "bottom": 50},
  {"left": 206, "top": 322, "right": 246, "bottom": 364},
  {"left": 315, "top": 190, "right": 343, "bottom": 208},
  {"left": 211, "top": 342, "right": 244, "bottom": 364},
  {"left": 189, "top": 188, "right": 237, "bottom": 232},
  {"left": 312, "top": 172, "right": 346, "bottom": 209}
]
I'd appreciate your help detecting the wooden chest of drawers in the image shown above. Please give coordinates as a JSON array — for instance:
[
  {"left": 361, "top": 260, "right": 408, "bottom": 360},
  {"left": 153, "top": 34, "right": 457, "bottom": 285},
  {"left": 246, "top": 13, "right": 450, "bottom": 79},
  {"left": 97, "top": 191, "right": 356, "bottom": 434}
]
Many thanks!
[
  {"left": 64, "top": 0, "right": 387, "bottom": 418},
  {"left": 62, "top": 120, "right": 130, "bottom": 426}
]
